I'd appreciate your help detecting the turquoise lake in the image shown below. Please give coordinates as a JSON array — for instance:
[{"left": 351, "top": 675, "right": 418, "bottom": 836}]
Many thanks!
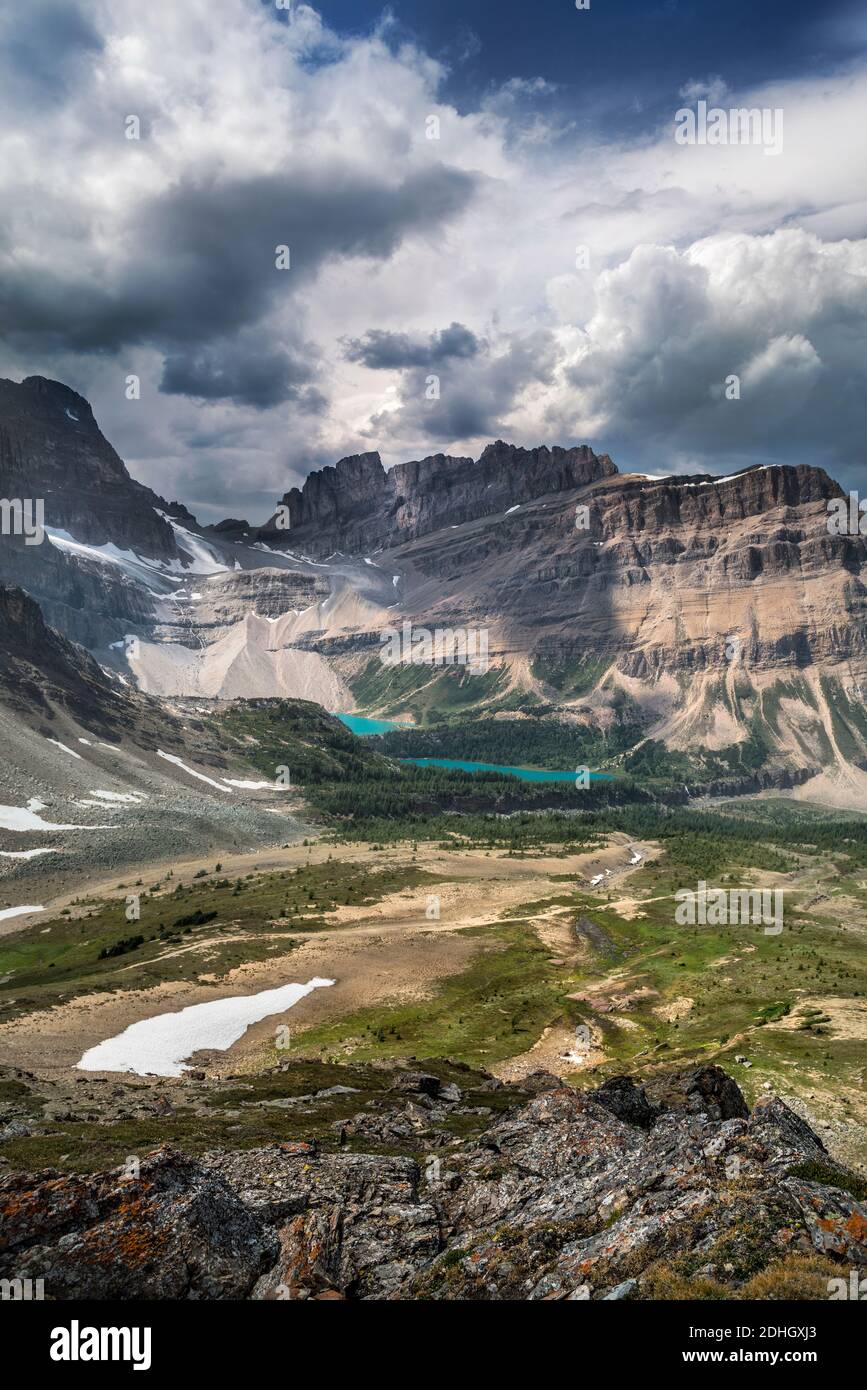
[
  {"left": 402, "top": 757, "right": 610, "bottom": 783},
  {"left": 335, "top": 717, "right": 609, "bottom": 783},
  {"left": 336, "top": 713, "right": 412, "bottom": 736}
]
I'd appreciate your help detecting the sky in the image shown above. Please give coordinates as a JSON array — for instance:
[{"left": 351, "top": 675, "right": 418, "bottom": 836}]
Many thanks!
[{"left": 0, "top": 0, "right": 865, "bottom": 523}]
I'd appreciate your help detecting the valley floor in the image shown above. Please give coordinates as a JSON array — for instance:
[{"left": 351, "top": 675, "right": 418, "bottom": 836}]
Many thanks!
[
  {"left": 0, "top": 835, "right": 648, "bottom": 1079},
  {"left": 1, "top": 821, "right": 864, "bottom": 1176}
]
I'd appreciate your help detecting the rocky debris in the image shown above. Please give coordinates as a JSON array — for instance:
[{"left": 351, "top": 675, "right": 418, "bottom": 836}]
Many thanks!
[
  {"left": 0, "top": 1146, "right": 277, "bottom": 1299},
  {"left": 603, "top": 1279, "right": 637, "bottom": 1300},
  {"left": 746, "top": 1095, "right": 828, "bottom": 1169},
  {"left": 277, "top": 1141, "right": 318, "bottom": 1157},
  {"left": 643, "top": 1064, "right": 750, "bottom": 1121},
  {"left": 403, "top": 1077, "right": 866, "bottom": 1301},
  {"left": 200, "top": 1148, "right": 424, "bottom": 1223},
  {"left": 572, "top": 915, "right": 623, "bottom": 959},
  {"left": 2, "top": 1066, "right": 864, "bottom": 1301},
  {"left": 521, "top": 1070, "right": 565, "bottom": 1094},
  {"left": 0, "top": 586, "right": 137, "bottom": 731},
  {"left": 390, "top": 1072, "right": 441, "bottom": 1098},
  {"left": 252, "top": 1194, "right": 440, "bottom": 1300},
  {"left": 589, "top": 1075, "right": 657, "bottom": 1129}
]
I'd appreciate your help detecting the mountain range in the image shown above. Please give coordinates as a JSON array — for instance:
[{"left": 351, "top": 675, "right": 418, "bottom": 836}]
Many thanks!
[{"left": 2, "top": 373, "right": 866, "bottom": 807}]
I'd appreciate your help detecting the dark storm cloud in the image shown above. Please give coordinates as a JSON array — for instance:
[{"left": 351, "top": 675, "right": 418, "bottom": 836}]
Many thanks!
[
  {"left": 160, "top": 334, "right": 327, "bottom": 412},
  {"left": 0, "top": 1, "right": 102, "bottom": 105},
  {"left": 343, "top": 321, "right": 480, "bottom": 370},
  {"left": 0, "top": 164, "right": 478, "bottom": 356}
]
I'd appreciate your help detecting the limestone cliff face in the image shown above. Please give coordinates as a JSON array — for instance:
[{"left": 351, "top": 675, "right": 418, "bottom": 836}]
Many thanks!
[
  {"left": 152, "top": 568, "right": 330, "bottom": 647},
  {"left": 388, "top": 461, "right": 858, "bottom": 663},
  {"left": 376, "top": 458, "right": 867, "bottom": 773},
  {"left": 0, "top": 375, "right": 178, "bottom": 560},
  {"left": 266, "top": 442, "right": 617, "bottom": 557}
]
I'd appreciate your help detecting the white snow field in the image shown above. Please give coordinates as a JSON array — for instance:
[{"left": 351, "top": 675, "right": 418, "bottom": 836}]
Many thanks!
[
  {"left": 0, "top": 804, "right": 112, "bottom": 832},
  {"left": 85, "top": 790, "right": 146, "bottom": 803},
  {"left": 0, "top": 905, "right": 44, "bottom": 922},
  {"left": 44, "top": 527, "right": 178, "bottom": 594},
  {"left": 77, "top": 977, "right": 335, "bottom": 1076},
  {"left": 165, "top": 518, "right": 233, "bottom": 575},
  {"left": 156, "top": 751, "right": 234, "bottom": 791},
  {"left": 0, "top": 848, "right": 57, "bottom": 859},
  {"left": 221, "top": 778, "right": 285, "bottom": 790},
  {"left": 46, "top": 739, "right": 84, "bottom": 760}
]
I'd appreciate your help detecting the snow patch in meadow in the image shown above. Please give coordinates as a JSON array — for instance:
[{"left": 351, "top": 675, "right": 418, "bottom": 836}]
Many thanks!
[
  {"left": 77, "top": 977, "right": 335, "bottom": 1077},
  {"left": 87, "top": 790, "right": 146, "bottom": 804},
  {"left": 0, "top": 905, "right": 44, "bottom": 922},
  {"left": 221, "top": 778, "right": 284, "bottom": 790}
]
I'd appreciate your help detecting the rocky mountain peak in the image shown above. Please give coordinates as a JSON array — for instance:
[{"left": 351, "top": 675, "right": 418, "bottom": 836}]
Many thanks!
[
  {"left": 19, "top": 375, "right": 98, "bottom": 427},
  {"left": 0, "top": 374, "right": 178, "bottom": 561},
  {"left": 266, "top": 440, "right": 618, "bottom": 558}
]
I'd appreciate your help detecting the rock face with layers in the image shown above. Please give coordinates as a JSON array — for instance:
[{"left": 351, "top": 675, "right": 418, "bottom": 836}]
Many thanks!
[
  {"left": 3, "top": 1067, "right": 864, "bottom": 1301},
  {"left": 267, "top": 442, "right": 617, "bottom": 557},
  {"left": 0, "top": 584, "right": 134, "bottom": 730},
  {"left": 0, "top": 376, "right": 178, "bottom": 561}
]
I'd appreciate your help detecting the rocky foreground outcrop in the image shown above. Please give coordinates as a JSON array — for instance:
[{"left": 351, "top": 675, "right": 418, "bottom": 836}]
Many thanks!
[{"left": 2, "top": 1067, "right": 864, "bottom": 1301}]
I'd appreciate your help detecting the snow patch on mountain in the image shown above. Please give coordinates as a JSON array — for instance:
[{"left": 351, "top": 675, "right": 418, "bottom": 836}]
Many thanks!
[{"left": 156, "top": 750, "right": 234, "bottom": 792}]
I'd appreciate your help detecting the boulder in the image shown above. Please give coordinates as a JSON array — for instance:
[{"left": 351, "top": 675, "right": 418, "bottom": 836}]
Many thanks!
[{"left": 0, "top": 1146, "right": 276, "bottom": 1299}]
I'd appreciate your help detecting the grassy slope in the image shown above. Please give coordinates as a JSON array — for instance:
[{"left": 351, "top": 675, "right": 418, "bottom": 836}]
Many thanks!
[
  {"left": 0, "top": 859, "right": 443, "bottom": 1020},
  {"left": 275, "top": 846, "right": 866, "bottom": 1120}
]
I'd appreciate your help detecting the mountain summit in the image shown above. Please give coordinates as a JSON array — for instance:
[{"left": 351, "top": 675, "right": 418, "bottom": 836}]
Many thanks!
[{"left": 264, "top": 442, "right": 618, "bottom": 557}]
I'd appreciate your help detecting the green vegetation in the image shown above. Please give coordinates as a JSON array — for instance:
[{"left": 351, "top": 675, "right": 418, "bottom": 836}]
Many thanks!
[
  {"left": 215, "top": 698, "right": 393, "bottom": 784},
  {"left": 274, "top": 921, "right": 577, "bottom": 1069},
  {"left": 0, "top": 860, "right": 443, "bottom": 1020},
  {"left": 4, "top": 696, "right": 865, "bottom": 1162},
  {"left": 263, "top": 828, "right": 867, "bottom": 1112},
  {"left": 530, "top": 653, "right": 608, "bottom": 697},
  {"left": 787, "top": 1160, "right": 867, "bottom": 1201},
  {"left": 98, "top": 934, "right": 144, "bottom": 960},
  {"left": 379, "top": 713, "right": 645, "bottom": 770},
  {"left": 348, "top": 657, "right": 511, "bottom": 724},
  {"left": 0, "top": 1059, "right": 525, "bottom": 1173}
]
